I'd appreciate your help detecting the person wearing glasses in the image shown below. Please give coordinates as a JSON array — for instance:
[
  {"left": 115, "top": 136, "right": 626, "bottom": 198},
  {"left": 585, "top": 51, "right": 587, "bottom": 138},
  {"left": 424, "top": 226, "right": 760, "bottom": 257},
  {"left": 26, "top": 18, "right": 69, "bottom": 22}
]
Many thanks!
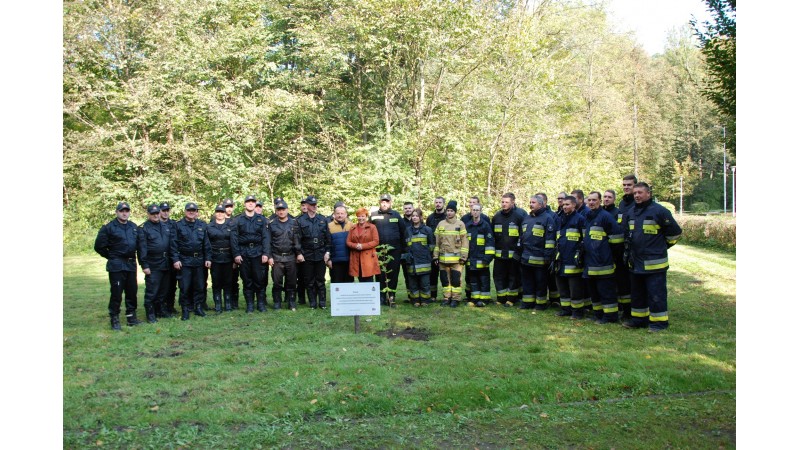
[
  {"left": 137, "top": 203, "right": 173, "bottom": 323},
  {"left": 94, "top": 201, "right": 141, "bottom": 330}
]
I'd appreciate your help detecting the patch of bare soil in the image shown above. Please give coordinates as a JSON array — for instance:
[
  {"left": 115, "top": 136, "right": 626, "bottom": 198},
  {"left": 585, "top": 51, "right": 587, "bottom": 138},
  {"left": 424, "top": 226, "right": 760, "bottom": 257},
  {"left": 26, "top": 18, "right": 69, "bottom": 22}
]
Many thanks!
[{"left": 376, "top": 326, "right": 430, "bottom": 341}]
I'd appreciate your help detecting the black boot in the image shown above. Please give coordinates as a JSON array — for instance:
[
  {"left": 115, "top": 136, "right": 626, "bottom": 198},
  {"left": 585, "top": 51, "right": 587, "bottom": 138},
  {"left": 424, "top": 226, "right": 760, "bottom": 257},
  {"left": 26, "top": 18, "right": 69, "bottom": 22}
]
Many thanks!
[
  {"left": 160, "top": 300, "right": 174, "bottom": 318},
  {"left": 256, "top": 291, "right": 267, "bottom": 312},
  {"left": 145, "top": 305, "right": 157, "bottom": 324},
  {"left": 287, "top": 290, "right": 297, "bottom": 311},
  {"left": 193, "top": 300, "right": 207, "bottom": 317},
  {"left": 213, "top": 290, "right": 223, "bottom": 314},
  {"left": 224, "top": 292, "right": 233, "bottom": 311},
  {"left": 309, "top": 289, "right": 318, "bottom": 309},
  {"left": 181, "top": 307, "right": 191, "bottom": 321},
  {"left": 319, "top": 290, "right": 327, "bottom": 310},
  {"left": 126, "top": 313, "right": 142, "bottom": 326},
  {"left": 244, "top": 290, "right": 255, "bottom": 313},
  {"left": 273, "top": 290, "right": 283, "bottom": 310},
  {"left": 110, "top": 314, "right": 121, "bottom": 331},
  {"left": 232, "top": 287, "right": 240, "bottom": 309}
]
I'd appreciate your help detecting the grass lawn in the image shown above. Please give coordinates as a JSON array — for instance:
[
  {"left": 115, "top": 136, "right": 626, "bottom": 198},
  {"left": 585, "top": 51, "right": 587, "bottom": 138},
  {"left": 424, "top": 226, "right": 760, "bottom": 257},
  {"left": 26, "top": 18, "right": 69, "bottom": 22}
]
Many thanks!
[{"left": 63, "top": 244, "right": 735, "bottom": 448}]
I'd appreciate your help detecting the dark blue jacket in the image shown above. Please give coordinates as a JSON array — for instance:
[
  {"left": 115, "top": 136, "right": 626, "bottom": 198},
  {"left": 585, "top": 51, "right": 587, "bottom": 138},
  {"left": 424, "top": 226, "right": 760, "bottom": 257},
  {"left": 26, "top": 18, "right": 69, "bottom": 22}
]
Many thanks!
[
  {"left": 465, "top": 217, "right": 494, "bottom": 270},
  {"left": 137, "top": 219, "right": 171, "bottom": 271},
  {"left": 491, "top": 207, "right": 525, "bottom": 260},
  {"left": 207, "top": 219, "right": 234, "bottom": 264},
  {"left": 556, "top": 211, "right": 586, "bottom": 277},
  {"left": 328, "top": 219, "right": 352, "bottom": 263},
  {"left": 624, "top": 199, "right": 682, "bottom": 274},
  {"left": 519, "top": 208, "right": 557, "bottom": 267},
  {"left": 95, "top": 219, "right": 139, "bottom": 272},
  {"left": 404, "top": 224, "right": 435, "bottom": 275},
  {"left": 170, "top": 218, "right": 212, "bottom": 267},
  {"left": 231, "top": 213, "right": 270, "bottom": 258},
  {"left": 582, "top": 208, "right": 624, "bottom": 278}
]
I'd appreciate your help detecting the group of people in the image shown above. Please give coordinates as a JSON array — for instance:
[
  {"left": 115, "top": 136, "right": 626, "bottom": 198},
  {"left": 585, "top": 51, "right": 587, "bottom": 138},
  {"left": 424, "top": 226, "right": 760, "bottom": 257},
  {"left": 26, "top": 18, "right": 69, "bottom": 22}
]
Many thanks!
[{"left": 94, "top": 174, "right": 682, "bottom": 333}]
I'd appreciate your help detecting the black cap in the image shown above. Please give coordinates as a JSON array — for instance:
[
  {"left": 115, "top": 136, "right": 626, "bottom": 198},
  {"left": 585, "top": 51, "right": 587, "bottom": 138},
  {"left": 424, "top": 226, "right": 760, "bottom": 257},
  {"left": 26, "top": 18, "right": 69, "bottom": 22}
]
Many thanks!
[
  {"left": 256, "top": 201, "right": 263, "bottom": 207},
  {"left": 244, "top": 195, "right": 257, "bottom": 203},
  {"left": 147, "top": 204, "right": 160, "bottom": 214},
  {"left": 274, "top": 197, "right": 285, "bottom": 205},
  {"left": 275, "top": 200, "right": 288, "bottom": 209},
  {"left": 185, "top": 202, "right": 198, "bottom": 211},
  {"left": 159, "top": 202, "right": 171, "bottom": 211},
  {"left": 304, "top": 195, "right": 318, "bottom": 205},
  {"left": 222, "top": 198, "right": 234, "bottom": 207},
  {"left": 380, "top": 194, "right": 392, "bottom": 201},
  {"left": 446, "top": 200, "right": 457, "bottom": 211},
  {"left": 215, "top": 204, "right": 226, "bottom": 213},
  {"left": 116, "top": 202, "right": 131, "bottom": 211}
]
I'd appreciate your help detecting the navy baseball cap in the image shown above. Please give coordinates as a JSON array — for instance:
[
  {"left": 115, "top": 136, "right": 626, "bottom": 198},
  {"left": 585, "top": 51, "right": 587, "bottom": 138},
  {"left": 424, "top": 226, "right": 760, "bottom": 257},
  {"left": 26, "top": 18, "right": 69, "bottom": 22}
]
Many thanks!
[
  {"left": 244, "top": 195, "right": 257, "bottom": 203},
  {"left": 275, "top": 200, "right": 288, "bottom": 209},
  {"left": 380, "top": 194, "right": 392, "bottom": 201},
  {"left": 304, "top": 195, "right": 318, "bottom": 205},
  {"left": 215, "top": 204, "right": 226, "bottom": 213},
  {"left": 147, "top": 204, "right": 160, "bottom": 214},
  {"left": 185, "top": 202, "right": 199, "bottom": 211},
  {"left": 159, "top": 202, "right": 171, "bottom": 211},
  {"left": 116, "top": 202, "right": 131, "bottom": 211},
  {"left": 222, "top": 198, "right": 234, "bottom": 207}
]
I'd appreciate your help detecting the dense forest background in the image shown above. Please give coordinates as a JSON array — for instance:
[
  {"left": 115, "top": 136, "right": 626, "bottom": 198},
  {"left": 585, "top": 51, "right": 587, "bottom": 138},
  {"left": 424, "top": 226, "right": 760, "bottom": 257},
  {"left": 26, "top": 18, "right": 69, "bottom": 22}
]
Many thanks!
[{"left": 63, "top": 0, "right": 735, "bottom": 246}]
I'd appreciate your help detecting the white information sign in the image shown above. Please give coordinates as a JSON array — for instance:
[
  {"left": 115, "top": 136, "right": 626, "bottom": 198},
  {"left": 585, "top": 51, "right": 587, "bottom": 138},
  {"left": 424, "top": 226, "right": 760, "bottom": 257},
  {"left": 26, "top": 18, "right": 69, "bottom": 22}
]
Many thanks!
[{"left": 330, "top": 282, "right": 381, "bottom": 316}]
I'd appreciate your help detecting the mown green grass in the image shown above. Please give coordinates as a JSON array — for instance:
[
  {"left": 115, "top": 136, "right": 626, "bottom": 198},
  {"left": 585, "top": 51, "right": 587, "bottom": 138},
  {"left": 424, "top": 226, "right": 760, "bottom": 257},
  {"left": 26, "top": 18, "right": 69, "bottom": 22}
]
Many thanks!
[{"left": 64, "top": 244, "right": 736, "bottom": 448}]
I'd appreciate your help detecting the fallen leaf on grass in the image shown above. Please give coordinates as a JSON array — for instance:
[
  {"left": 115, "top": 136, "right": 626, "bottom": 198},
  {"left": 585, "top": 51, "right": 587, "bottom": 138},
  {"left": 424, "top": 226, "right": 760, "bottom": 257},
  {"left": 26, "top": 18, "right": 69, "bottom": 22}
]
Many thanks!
[
  {"left": 310, "top": 399, "right": 318, "bottom": 404},
  {"left": 540, "top": 413, "right": 549, "bottom": 418},
  {"left": 426, "top": 407, "right": 432, "bottom": 413},
  {"left": 96, "top": 440, "right": 103, "bottom": 446},
  {"left": 480, "top": 390, "right": 491, "bottom": 402},
  {"left": 295, "top": 371, "right": 299, "bottom": 377},
  {"left": 149, "top": 405, "right": 159, "bottom": 412},
  {"left": 645, "top": 355, "right": 652, "bottom": 359}
]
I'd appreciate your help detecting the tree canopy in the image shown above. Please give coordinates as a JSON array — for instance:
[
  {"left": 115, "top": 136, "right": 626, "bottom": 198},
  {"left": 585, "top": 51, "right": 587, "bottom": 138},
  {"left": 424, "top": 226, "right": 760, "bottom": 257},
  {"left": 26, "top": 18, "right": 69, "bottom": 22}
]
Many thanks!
[{"left": 64, "top": 0, "right": 734, "bottom": 244}]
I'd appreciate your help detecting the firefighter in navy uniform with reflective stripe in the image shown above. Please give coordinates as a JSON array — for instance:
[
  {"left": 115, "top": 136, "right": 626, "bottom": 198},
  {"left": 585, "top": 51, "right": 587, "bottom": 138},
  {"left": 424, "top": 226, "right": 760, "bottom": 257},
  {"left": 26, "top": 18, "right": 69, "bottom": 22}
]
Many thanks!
[
  {"left": 582, "top": 191, "right": 625, "bottom": 323},
  {"left": 207, "top": 204, "right": 234, "bottom": 313},
  {"left": 491, "top": 193, "right": 525, "bottom": 306},
  {"left": 616, "top": 175, "right": 638, "bottom": 320},
  {"left": 433, "top": 201, "right": 469, "bottom": 307},
  {"left": 404, "top": 208, "right": 435, "bottom": 306},
  {"left": 371, "top": 194, "right": 407, "bottom": 307},
  {"left": 465, "top": 203, "right": 494, "bottom": 307},
  {"left": 95, "top": 201, "right": 141, "bottom": 330},
  {"left": 554, "top": 196, "right": 588, "bottom": 318},
  {"left": 137, "top": 203, "right": 173, "bottom": 323},
  {"left": 297, "top": 195, "right": 333, "bottom": 309},
  {"left": 603, "top": 188, "right": 632, "bottom": 320},
  {"left": 622, "top": 182, "right": 682, "bottom": 332},
  {"left": 518, "top": 195, "right": 557, "bottom": 310},
  {"left": 231, "top": 195, "right": 270, "bottom": 313},
  {"left": 460, "top": 196, "right": 490, "bottom": 302},
  {"left": 170, "top": 202, "right": 212, "bottom": 320},
  {"left": 536, "top": 192, "right": 562, "bottom": 309}
]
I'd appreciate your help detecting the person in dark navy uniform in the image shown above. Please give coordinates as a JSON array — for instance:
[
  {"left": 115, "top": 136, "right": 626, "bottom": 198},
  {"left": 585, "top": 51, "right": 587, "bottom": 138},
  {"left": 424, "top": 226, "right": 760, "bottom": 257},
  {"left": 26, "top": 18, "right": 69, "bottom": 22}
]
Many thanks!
[
  {"left": 159, "top": 202, "right": 180, "bottom": 315},
  {"left": 208, "top": 204, "right": 235, "bottom": 313},
  {"left": 94, "top": 201, "right": 141, "bottom": 330},
  {"left": 137, "top": 203, "right": 173, "bottom": 323},
  {"left": 297, "top": 195, "right": 332, "bottom": 309},
  {"left": 170, "top": 202, "right": 212, "bottom": 320},
  {"left": 231, "top": 195, "right": 270, "bottom": 313}
]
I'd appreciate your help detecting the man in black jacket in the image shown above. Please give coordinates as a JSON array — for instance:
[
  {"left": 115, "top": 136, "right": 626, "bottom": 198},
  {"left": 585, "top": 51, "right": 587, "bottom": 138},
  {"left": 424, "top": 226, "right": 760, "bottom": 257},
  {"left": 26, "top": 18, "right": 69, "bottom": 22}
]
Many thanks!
[
  {"left": 267, "top": 200, "right": 303, "bottom": 311},
  {"left": 170, "top": 203, "right": 212, "bottom": 320},
  {"left": 297, "top": 195, "right": 332, "bottom": 309},
  {"left": 94, "top": 201, "right": 141, "bottom": 330},
  {"left": 372, "top": 194, "right": 407, "bottom": 307},
  {"left": 137, "top": 204, "right": 173, "bottom": 323},
  {"left": 231, "top": 195, "right": 270, "bottom": 313}
]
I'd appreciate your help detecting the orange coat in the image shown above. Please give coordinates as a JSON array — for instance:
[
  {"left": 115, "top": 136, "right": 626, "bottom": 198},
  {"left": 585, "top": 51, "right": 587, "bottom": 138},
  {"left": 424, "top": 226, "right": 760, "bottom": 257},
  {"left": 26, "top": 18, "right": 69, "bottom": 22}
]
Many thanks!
[{"left": 347, "top": 222, "right": 381, "bottom": 277}]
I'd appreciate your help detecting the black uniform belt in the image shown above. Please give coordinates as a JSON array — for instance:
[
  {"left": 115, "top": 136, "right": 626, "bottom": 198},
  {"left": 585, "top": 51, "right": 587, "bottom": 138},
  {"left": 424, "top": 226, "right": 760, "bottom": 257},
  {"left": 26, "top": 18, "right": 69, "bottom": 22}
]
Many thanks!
[
  {"left": 114, "top": 257, "right": 136, "bottom": 263},
  {"left": 247, "top": 243, "right": 257, "bottom": 248},
  {"left": 181, "top": 252, "right": 202, "bottom": 257},
  {"left": 213, "top": 248, "right": 230, "bottom": 253},
  {"left": 275, "top": 251, "right": 293, "bottom": 256}
]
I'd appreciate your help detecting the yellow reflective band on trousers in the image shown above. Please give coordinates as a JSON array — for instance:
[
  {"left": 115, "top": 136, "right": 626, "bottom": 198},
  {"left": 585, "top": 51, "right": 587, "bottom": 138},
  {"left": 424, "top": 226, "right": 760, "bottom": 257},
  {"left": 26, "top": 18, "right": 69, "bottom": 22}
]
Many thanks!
[
  {"left": 536, "top": 297, "right": 548, "bottom": 305},
  {"left": 618, "top": 294, "right": 631, "bottom": 304},
  {"left": 496, "top": 249, "right": 516, "bottom": 258},
  {"left": 522, "top": 295, "right": 535, "bottom": 302},
  {"left": 413, "top": 263, "right": 431, "bottom": 273},
  {"left": 587, "top": 265, "right": 615, "bottom": 276},
  {"left": 650, "top": 311, "right": 668, "bottom": 322},
  {"left": 644, "top": 257, "right": 669, "bottom": 271},
  {"left": 602, "top": 304, "right": 619, "bottom": 313},
  {"left": 608, "top": 233, "right": 624, "bottom": 244},
  {"left": 563, "top": 265, "right": 582, "bottom": 274},
  {"left": 474, "top": 261, "right": 490, "bottom": 269},
  {"left": 632, "top": 307, "right": 650, "bottom": 318},
  {"left": 484, "top": 247, "right": 495, "bottom": 255},
  {"left": 545, "top": 240, "right": 555, "bottom": 249},
  {"left": 526, "top": 256, "right": 547, "bottom": 265},
  {"left": 560, "top": 297, "right": 572, "bottom": 307}
]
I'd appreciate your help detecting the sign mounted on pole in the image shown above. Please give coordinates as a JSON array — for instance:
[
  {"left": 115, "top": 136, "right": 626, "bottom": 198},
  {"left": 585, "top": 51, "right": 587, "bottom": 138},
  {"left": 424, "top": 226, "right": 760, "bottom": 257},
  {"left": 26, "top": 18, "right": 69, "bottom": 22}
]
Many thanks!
[{"left": 330, "top": 282, "right": 381, "bottom": 317}]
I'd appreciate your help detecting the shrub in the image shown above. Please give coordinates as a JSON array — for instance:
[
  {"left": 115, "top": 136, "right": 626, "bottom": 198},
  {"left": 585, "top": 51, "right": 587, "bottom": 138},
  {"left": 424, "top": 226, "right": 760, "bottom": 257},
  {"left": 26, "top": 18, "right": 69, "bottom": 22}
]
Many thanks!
[
  {"left": 675, "top": 214, "right": 735, "bottom": 251},
  {"left": 690, "top": 202, "right": 710, "bottom": 213}
]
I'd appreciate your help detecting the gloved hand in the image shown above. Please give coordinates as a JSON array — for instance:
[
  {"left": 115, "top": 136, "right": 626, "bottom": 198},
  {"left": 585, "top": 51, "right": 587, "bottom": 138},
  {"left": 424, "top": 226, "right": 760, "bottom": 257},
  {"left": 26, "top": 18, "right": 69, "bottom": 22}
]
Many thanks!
[
  {"left": 574, "top": 248, "right": 584, "bottom": 267},
  {"left": 458, "top": 258, "right": 466, "bottom": 265}
]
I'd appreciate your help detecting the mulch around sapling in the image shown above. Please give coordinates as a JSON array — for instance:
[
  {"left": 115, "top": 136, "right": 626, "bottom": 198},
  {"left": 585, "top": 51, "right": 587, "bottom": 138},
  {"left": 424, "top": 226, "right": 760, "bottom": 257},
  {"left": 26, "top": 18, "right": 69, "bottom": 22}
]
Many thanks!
[{"left": 376, "top": 326, "right": 430, "bottom": 341}]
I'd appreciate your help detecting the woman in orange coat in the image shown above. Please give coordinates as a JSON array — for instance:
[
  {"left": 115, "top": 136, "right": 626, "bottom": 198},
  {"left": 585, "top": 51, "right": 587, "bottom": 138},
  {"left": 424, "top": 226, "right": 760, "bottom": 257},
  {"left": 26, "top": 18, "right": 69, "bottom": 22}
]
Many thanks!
[{"left": 347, "top": 208, "right": 381, "bottom": 281}]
